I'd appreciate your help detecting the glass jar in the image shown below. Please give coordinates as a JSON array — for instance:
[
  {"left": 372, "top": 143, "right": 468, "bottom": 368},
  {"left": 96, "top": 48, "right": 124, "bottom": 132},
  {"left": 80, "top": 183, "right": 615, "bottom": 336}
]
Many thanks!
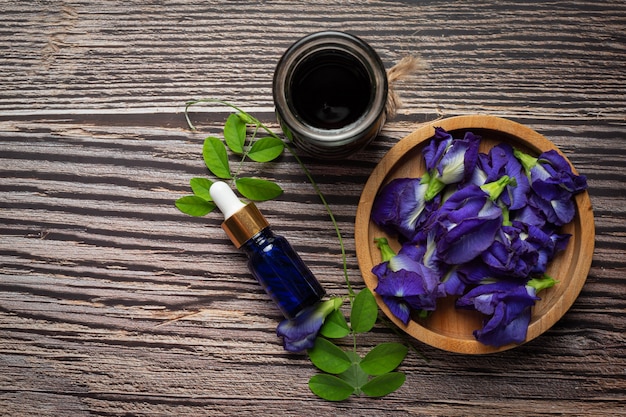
[{"left": 273, "top": 31, "right": 388, "bottom": 159}]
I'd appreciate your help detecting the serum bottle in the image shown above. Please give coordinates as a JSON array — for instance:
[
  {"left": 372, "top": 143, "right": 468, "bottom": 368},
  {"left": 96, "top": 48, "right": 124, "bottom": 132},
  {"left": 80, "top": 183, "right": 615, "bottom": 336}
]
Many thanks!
[{"left": 209, "top": 181, "right": 325, "bottom": 319}]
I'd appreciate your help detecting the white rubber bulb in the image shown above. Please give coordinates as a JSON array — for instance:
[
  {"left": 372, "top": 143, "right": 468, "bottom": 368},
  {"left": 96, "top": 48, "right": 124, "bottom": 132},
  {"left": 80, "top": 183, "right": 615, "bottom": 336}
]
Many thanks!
[{"left": 209, "top": 181, "right": 245, "bottom": 219}]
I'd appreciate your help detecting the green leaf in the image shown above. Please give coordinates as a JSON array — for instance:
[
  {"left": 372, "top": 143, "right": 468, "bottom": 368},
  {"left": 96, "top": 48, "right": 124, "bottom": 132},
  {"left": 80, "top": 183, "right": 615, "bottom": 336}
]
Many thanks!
[
  {"left": 361, "top": 372, "right": 406, "bottom": 397},
  {"left": 337, "top": 351, "right": 368, "bottom": 395},
  {"left": 235, "top": 177, "right": 283, "bottom": 201},
  {"left": 223, "top": 113, "right": 246, "bottom": 154},
  {"left": 320, "top": 309, "right": 350, "bottom": 339},
  {"left": 189, "top": 177, "right": 214, "bottom": 201},
  {"left": 247, "top": 136, "right": 285, "bottom": 162},
  {"left": 307, "top": 337, "right": 351, "bottom": 375},
  {"left": 350, "top": 288, "right": 378, "bottom": 333},
  {"left": 360, "top": 343, "right": 408, "bottom": 376},
  {"left": 175, "top": 195, "right": 216, "bottom": 217},
  {"left": 202, "top": 136, "right": 231, "bottom": 179},
  {"left": 308, "top": 374, "right": 354, "bottom": 402}
]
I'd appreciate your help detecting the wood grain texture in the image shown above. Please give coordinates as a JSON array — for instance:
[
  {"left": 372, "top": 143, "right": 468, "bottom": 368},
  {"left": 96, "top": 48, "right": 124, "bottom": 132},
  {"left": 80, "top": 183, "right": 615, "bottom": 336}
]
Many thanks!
[{"left": 1, "top": 1, "right": 625, "bottom": 416}]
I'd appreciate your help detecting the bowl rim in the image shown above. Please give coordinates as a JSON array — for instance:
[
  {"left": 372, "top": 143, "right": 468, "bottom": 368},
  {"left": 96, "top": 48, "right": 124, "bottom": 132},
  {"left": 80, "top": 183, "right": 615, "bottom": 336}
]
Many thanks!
[{"left": 355, "top": 115, "right": 595, "bottom": 354}]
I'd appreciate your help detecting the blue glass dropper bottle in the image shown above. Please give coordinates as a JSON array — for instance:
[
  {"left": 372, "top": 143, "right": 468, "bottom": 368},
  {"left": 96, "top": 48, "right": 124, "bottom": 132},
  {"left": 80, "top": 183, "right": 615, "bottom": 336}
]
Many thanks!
[{"left": 210, "top": 181, "right": 325, "bottom": 319}]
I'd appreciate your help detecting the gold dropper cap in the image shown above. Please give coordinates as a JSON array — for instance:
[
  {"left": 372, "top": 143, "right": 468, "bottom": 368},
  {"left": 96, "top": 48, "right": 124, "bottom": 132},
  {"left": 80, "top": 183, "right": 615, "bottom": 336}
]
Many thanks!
[{"left": 221, "top": 202, "right": 269, "bottom": 248}]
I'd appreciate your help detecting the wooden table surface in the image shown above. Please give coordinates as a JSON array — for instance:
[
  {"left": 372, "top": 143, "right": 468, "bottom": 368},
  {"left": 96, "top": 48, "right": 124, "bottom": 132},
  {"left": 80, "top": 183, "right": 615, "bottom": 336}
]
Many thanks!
[{"left": 1, "top": 1, "right": 624, "bottom": 416}]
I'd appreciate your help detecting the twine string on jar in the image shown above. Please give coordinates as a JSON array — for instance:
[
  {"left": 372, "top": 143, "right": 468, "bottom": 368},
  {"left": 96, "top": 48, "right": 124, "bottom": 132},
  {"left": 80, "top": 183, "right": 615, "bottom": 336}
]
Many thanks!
[{"left": 385, "top": 55, "right": 428, "bottom": 120}]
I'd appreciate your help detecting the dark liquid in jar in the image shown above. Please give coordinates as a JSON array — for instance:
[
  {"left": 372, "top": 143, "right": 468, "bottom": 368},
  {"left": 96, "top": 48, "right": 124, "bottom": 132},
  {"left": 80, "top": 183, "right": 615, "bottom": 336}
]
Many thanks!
[{"left": 290, "top": 52, "right": 372, "bottom": 130}]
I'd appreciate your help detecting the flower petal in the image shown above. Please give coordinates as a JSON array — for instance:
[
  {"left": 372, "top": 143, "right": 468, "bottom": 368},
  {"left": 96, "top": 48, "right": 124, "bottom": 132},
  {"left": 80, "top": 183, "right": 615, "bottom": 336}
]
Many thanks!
[
  {"left": 456, "top": 281, "right": 540, "bottom": 347},
  {"left": 374, "top": 270, "right": 427, "bottom": 298},
  {"left": 276, "top": 298, "right": 340, "bottom": 352},
  {"left": 371, "top": 177, "right": 431, "bottom": 240},
  {"left": 481, "top": 225, "right": 539, "bottom": 279},
  {"left": 474, "top": 303, "right": 532, "bottom": 346},
  {"left": 423, "top": 129, "right": 481, "bottom": 200},
  {"left": 423, "top": 127, "right": 453, "bottom": 171},
  {"left": 487, "top": 144, "right": 530, "bottom": 210},
  {"left": 381, "top": 295, "right": 412, "bottom": 324},
  {"left": 438, "top": 216, "right": 503, "bottom": 264}
]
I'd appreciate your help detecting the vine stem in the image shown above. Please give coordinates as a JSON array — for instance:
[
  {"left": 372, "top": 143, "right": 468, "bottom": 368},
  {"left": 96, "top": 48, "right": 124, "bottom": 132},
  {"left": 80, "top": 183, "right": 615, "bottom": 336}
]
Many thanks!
[
  {"left": 185, "top": 99, "right": 355, "bottom": 300},
  {"left": 232, "top": 123, "right": 260, "bottom": 183},
  {"left": 281, "top": 145, "right": 355, "bottom": 300}
]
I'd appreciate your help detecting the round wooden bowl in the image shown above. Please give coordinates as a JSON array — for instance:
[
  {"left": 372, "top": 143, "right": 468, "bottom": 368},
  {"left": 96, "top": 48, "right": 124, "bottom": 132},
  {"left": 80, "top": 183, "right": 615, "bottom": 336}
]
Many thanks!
[{"left": 355, "top": 115, "right": 595, "bottom": 354}]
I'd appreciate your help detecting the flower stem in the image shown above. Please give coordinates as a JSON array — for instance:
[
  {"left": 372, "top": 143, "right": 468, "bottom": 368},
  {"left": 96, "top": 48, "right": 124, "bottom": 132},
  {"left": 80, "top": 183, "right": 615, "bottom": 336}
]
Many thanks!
[
  {"left": 480, "top": 175, "right": 516, "bottom": 201},
  {"left": 527, "top": 274, "right": 558, "bottom": 293},
  {"left": 513, "top": 148, "right": 538, "bottom": 175},
  {"left": 374, "top": 237, "right": 397, "bottom": 262}
]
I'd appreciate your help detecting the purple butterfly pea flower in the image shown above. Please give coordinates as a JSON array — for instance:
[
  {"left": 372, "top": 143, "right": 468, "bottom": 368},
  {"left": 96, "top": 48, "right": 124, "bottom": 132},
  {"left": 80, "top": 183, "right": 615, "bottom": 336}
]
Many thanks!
[
  {"left": 514, "top": 149, "right": 588, "bottom": 226},
  {"left": 515, "top": 221, "right": 571, "bottom": 275},
  {"left": 423, "top": 127, "right": 454, "bottom": 171},
  {"left": 417, "top": 229, "right": 469, "bottom": 296},
  {"left": 534, "top": 150, "right": 588, "bottom": 193},
  {"left": 422, "top": 128, "right": 481, "bottom": 201},
  {"left": 485, "top": 143, "right": 530, "bottom": 210},
  {"left": 424, "top": 182, "right": 505, "bottom": 265},
  {"left": 479, "top": 216, "right": 571, "bottom": 281},
  {"left": 456, "top": 281, "right": 539, "bottom": 347},
  {"left": 371, "top": 177, "right": 438, "bottom": 242},
  {"left": 457, "top": 276, "right": 557, "bottom": 347},
  {"left": 510, "top": 203, "right": 547, "bottom": 229},
  {"left": 372, "top": 238, "right": 444, "bottom": 324},
  {"left": 440, "top": 268, "right": 467, "bottom": 296},
  {"left": 528, "top": 190, "right": 577, "bottom": 227},
  {"left": 481, "top": 224, "right": 540, "bottom": 280},
  {"left": 468, "top": 152, "right": 491, "bottom": 187},
  {"left": 276, "top": 297, "right": 341, "bottom": 352},
  {"left": 460, "top": 261, "right": 497, "bottom": 288}
]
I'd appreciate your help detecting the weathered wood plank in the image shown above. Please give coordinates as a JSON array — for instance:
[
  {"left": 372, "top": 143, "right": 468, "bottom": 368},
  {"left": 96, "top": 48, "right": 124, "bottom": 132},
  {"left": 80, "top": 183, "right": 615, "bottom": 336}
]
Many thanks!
[
  {"left": 1, "top": 1, "right": 624, "bottom": 120},
  {"left": 1, "top": 112, "right": 625, "bottom": 416},
  {"left": 1, "top": 0, "right": 625, "bottom": 415}
]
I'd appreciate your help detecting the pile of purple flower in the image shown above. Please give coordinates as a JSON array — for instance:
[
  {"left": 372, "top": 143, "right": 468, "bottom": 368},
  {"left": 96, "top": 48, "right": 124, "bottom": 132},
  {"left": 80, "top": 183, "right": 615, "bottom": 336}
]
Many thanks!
[{"left": 370, "top": 127, "right": 588, "bottom": 347}]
